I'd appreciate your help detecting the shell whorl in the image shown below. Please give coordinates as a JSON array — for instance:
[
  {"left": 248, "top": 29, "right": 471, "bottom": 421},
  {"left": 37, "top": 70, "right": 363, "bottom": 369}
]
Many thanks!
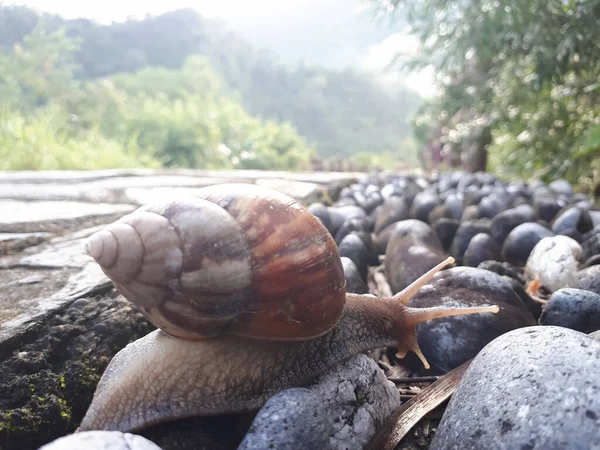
[{"left": 85, "top": 184, "right": 346, "bottom": 341}]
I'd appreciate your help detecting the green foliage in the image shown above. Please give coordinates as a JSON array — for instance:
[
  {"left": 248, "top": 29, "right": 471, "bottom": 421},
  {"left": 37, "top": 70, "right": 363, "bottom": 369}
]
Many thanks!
[
  {"left": 0, "top": 106, "right": 159, "bottom": 170},
  {"left": 0, "top": 22, "right": 315, "bottom": 171},
  {"left": 369, "top": 0, "right": 600, "bottom": 188},
  {"left": 0, "top": 6, "right": 421, "bottom": 162}
]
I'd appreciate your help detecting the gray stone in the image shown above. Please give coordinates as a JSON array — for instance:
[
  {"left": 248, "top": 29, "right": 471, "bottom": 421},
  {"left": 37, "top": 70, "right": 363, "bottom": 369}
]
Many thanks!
[
  {"left": 524, "top": 236, "right": 582, "bottom": 293},
  {"left": 39, "top": 431, "right": 162, "bottom": 450},
  {"left": 341, "top": 257, "right": 368, "bottom": 294},
  {"left": 463, "top": 233, "right": 501, "bottom": 268},
  {"left": 551, "top": 207, "right": 594, "bottom": 235},
  {"left": 490, "top": 205, "right": 536, "bottom": 245},
  {"left": 384, "top": 220, "right": 446, "bottom": 294},
  {"left": 240, "top": 354, "right": 401, "bottom": 450},
  {"left": 569, "top": 265, "right": 600, "bottom": 295},
  {"left": 501, "top": 222, "right": 555, "bottom": 266},
  {"left": 540, "top": 288, "right": 600, "bottom": 333},
  {"left": 591, "top": 330, "right": 600, "bottom": 341},
  {"left": 0, "top": 232, "right": 52, "bottom": 255},
  {"left": 430, "top": 326, "right": 600, "bottom": 450},
  {"left": 549, "top": 179, "right": 574, "bottom": 196},
  {"left": 0, "top": 200, "right": 135, "bottom": 233},
  {"left": 450, "top": 219, "right": 491, "bottom": 264},
  {"left": 307, "top": 354, "right": 401, "bottom": 450},
  {"left": 408, "top": 267, "right": 536, "bottom": 373},
  {"left": 237, "top": 388, "right": 331, "bottom": 450}
]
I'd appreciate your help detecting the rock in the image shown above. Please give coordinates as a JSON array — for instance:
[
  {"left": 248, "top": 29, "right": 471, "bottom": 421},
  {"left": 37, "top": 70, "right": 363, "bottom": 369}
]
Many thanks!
[
  {"left": 341, "top": 257, "right": 368, "bottom": 294},
  {"left": 430, "top": 326, "right": 600, "bottom": 450},
  {"left": 590, "top": 210, "right": 600, "bottom": 227},
  {"left": 0, "top": 232, "right": 53, "bottom": 256},
  {"left": 463, "top": 233, "right": 501, "bottom": 268},
  {"left": 0, "top": 228, "right": 113, "bottom": 347},
  {"left": 334, "top": 217, "right": 372, "bottom": 244},
  {"left": 0, "top": 200, "right": 136, "bottom": 234},
  {"left": 327, "top": 205, "right": 367, "bottom": 234},
  {"left": 581, "top": 227, "right": 600, "bottom": 262},
  {"left": 450, "top": 219, "right": 491, "bottom": 264},
  {"left": 490, "top": 205, "right": 536, "bottom": 245},
  {"left": 407, "top": 267, "right": 536, "bottom": 373},
  {"left": 460, "top": 205, "right": 480, "bottom": 221},
  {"left": 356, "top": 191, "right": 383, "bottom": 215},
  {"left": 385, "top": 220, "right": 447, "bottom": 294},
  {"left": 551, "top": 206, "right": 594, "bottom": 235},
  {"left": 338, "top": 234, "right": 369, "bottom": 281},
  {"left": 432, "top": 218, "right": 460, "bottom": 252},
  {"left": 307, "top": 203, "right": 334, "bottom": 233},
  {"left": 238, "top": 388, "right": 330, "bottom": 450},
  {"left": 428, "top": 204, "right": 453, "bottom": 224},
  {"left": 478, "top": 194, "right": 506, "bottom": 219},
  {"left": 524, "top": 236, "right": 582, "bottom": 293},
  {"left": 540, "top": 288, "right": 600, "bottom": 333},
  {"left": 569, "top": 265, "right": 600, "bottom": 295},
  {"left": 39, "top": 431, "right": 163, "bottom": 450},
  {"left": 0, "top": 293, "right": 150, "bottom": 449},
  {"left": 307, "top": 354, "right": 401, "bottom": 450},
  {"left": 443, "top": 194, "right": 463, "bottom": 220},
  {"left": 591, "top": 330, "right": 600, "bottom": 341},
  {"left": 409, "top": 191, "right": 440, "bottom": 223},
  {"left": 501, "top": 222, "right": 555, "bottom": 266},
  {"left": 549, "top": 179, "right": 574, "bottom": 196},
  {"left": 373, "top": 197, "right": 409, "bottom": 234},
  {"left": 533, "top": 196, "right": 562, "bottom": 223},
  {"left": 476, "top": 260, "right": 524, "bottom": 284}
]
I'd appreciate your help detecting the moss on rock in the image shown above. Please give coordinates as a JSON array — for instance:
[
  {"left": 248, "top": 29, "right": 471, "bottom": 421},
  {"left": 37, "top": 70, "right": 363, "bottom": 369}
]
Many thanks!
[{"left": 0, "top": 290, "right": 150, "bottom": 450}]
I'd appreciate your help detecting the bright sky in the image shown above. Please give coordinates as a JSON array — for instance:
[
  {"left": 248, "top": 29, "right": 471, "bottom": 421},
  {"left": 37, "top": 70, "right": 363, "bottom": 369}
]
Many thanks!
[
  {"left": 7, "top": 0, "right": 325, "bottom": 23},
  {"left": 7, "top": 0, "right": 436, "bottom": 97}
]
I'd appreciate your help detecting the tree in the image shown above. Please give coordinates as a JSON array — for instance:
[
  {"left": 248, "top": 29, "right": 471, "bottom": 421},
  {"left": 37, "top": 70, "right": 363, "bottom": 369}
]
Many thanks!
[{"left": 369, "top": 0, "right": 600, "bottom": 189}]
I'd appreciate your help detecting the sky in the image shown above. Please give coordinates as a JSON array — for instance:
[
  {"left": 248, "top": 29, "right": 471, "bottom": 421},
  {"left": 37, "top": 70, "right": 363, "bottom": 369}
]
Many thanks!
[{"left": 6, "top": 0, "right": 435, "bottom": 97}]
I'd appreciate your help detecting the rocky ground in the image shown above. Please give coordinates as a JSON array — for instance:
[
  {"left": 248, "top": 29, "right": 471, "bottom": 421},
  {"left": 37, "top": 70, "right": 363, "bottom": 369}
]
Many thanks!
[
  {"left": 2, "top": 169, "right": 600, "bottom": 450},
  {"left": 0, "top": 169, "right": 360, "bottom": 450}
]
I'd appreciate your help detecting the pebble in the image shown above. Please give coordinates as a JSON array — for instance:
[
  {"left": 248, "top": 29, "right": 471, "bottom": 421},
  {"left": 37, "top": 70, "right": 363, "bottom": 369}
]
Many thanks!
[
  {"left": 540, "top": 288, "right": 600, "bottom": 333},
  {"left": 430, "top": 326, "right": 600, "bottom": 450},
  {"left": 450, "top": 219, "right": 492, "bottom": 264},
  {"left": 524, "top": 236, "right": 582, "bottom": 293},
  {"left": 410, "top": 191, "right": 441, "bottom": 223},
  {"left": 551, "top": 206, "right": 593, "bottom": 235},
  {"left": 533, "top": 196, "right": 563, "bottom": 222},
  {"left": 569, "top": 265, "right": 600, "bottom": 295},
  {"left": 490, "top": 205, "right": 536, "bottom": 245},
  {"left": 432, "top": 218, "right": 460, "bottom": 251},
  {"left": 39, "top": 431, "right": 163, "bottom": 450},
  {"left": 237, "top": 388, "right": 330, "bottom": 450},
  {"left": 501, "top": 222, "right": 555, "bottom": 266},
  {"left": 240, "top": 355, "right": 400, "bottom": 450},
  {"left": 385, "top": 220, "right": 446, "bottom": 294},
  {"left": 341, "top": 257, "right": 368, "bottom": 294},
  {"left": 463, "top": 233, "right": 501, "bottom": 268},
  {"left": 407, "top": 267, "right": 536, "bottom": 373}
]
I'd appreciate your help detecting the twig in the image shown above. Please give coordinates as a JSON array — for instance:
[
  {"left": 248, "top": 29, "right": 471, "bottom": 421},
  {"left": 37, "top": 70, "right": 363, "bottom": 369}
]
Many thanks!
[
  {"left": 389, "top": 375, "right": 441, "bottom": 383},
  {"left": 366, "top": 359, "right": 472, "bottom": 450},
  {"left": 385, "top": 364, "right": 412, "bottom": 379}
]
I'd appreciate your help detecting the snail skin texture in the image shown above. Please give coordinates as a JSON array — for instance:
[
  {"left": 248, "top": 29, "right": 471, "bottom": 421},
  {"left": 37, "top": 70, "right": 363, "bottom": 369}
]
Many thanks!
[{"left": 79, "top": 183, "right": 499, "bottom": 432}]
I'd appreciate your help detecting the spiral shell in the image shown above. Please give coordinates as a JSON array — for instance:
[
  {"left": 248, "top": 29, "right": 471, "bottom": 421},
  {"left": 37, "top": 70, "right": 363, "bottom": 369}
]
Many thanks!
[{"left": 85, "top": 184, "right": 346, "bottom": 341}]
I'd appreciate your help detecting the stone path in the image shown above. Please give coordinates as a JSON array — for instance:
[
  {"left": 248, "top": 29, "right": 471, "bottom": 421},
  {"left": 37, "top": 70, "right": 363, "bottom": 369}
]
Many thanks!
[{"left": 0, "top": 169, "right": 360, "bottom": 354}]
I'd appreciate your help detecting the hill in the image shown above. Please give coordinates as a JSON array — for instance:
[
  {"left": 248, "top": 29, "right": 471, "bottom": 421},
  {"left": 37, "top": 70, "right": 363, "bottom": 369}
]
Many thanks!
[{"left": 0, "top": 5, "right": 421, "bottom": 160}]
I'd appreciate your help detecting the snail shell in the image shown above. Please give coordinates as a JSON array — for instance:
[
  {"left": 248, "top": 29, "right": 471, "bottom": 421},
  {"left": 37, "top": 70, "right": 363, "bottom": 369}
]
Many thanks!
[{"left": 85, "top": 184, "right": 346, "bottom": 341}]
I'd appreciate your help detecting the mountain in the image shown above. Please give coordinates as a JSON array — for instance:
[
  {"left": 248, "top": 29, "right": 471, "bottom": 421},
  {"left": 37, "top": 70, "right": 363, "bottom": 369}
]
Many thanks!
[{"left": 0, "top": 5, "right": 420, "bottom": 159}]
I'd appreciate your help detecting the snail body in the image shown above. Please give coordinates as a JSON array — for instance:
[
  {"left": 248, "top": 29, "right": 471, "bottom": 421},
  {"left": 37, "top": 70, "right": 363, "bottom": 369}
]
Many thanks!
[{"left": 81, "top": 184, "right": 499, "bottom": 432}]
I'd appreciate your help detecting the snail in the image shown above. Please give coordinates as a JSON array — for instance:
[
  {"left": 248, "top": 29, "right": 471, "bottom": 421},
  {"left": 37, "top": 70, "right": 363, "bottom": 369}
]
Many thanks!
[{"left": 79, "top": 183, "right": 499, "bottom": 432}]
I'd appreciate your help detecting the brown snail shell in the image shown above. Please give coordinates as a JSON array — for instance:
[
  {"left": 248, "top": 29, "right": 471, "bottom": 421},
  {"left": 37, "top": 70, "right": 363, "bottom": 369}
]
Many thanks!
[{"left": 85, "top": 184, "right": 346, "bottom": 341}]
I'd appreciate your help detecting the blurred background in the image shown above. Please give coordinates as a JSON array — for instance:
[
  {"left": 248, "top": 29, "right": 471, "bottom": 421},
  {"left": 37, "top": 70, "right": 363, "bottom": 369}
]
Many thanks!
[{"left": 1, "top": 1, "right": 599, "bottom": 194}]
